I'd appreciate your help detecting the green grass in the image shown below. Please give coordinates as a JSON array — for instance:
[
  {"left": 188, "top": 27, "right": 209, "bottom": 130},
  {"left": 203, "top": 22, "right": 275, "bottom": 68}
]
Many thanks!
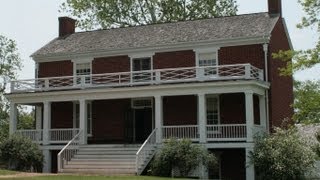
[
  {"left": 0, "top": 169, "right": 18, "bottom": 175},
  {"left": 0, "top": 174, "right": 185, "bottom": 180}
]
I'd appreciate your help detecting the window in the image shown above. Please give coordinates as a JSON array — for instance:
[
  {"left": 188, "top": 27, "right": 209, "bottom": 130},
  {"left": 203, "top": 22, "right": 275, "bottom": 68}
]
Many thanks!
[
  {"left": 206, "top": 96, "right": 219, "bottom": 125},
  {"left": 199, "top": 52, "right": 217, "bottom": 76},
  {"left": 75, "top": 63, "right": 91, "bottom": 84},
  {"left": 132, "top": 57, "right": 151, "bottom": 82}
]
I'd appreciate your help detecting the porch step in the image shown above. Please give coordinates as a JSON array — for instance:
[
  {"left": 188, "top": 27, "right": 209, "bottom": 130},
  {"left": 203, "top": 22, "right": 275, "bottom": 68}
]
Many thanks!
[{"left": 59, "top": 144, "right": 140, "bottom": 175}]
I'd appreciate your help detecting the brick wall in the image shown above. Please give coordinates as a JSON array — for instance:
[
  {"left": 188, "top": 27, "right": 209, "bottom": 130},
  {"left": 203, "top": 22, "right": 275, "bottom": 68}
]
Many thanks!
[
  {"left": 220, "top": 93, "right": 246, "bottom": 124},
  {"left": 92, "top": 55, "right": 130, "bottom": 74},
  {"left": 153, "top": 50, "right": 195, "bottom": 69},
  {"left": 219, "top": 44, "right": 265, "bottom": 70},
  {"left": 91, "top": 99, "right": 131, "bottom": 143},
  {"left": 38, "top": 60, "right": 73, "bottom": 78},
  {"left": 268, "top": 19, "right": 294, "bottom": 128},
  {"left": 163, "top": 95, "right": 197, "bottom": 125},
  {"left": 51, "top": 102, "right": 73, "bottom": 128}
]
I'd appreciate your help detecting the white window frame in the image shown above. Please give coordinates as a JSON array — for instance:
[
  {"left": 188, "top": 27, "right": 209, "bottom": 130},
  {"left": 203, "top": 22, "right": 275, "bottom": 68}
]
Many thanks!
[
  {"left": 129, "top": 52, "right": 155, "bottom": 83},
  {"left": 194, "top": 47, "right": 220, "bottom": 67},
  {"left": 206, "top": 95, "right": 220, "bottom": 125},
  {"left": 72, "top": 58, "right": 93, "bottom": 85},
  {"left": 194, "top": 48, "right": 220, "bottom": 79}
]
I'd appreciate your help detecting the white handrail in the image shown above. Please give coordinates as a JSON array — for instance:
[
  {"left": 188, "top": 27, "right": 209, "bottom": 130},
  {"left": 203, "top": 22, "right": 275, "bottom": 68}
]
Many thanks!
[
  {"left": 57, "top": 130, "right": 82, "bottom": 173},
  {"left": 136, "top": 128, "right": 157, "bottom": 175},
  {"left": 11, "top": 64, "right": 263, "bottom": 93}
]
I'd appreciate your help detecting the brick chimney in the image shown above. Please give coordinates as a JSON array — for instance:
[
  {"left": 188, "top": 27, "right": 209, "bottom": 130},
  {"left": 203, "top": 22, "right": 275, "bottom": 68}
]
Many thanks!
[
  {"left": 59, "top": 17, "right": 76, "bottom": 37},
  {"left": 268, "top": 0, "right": 282, "bottom": 16}
]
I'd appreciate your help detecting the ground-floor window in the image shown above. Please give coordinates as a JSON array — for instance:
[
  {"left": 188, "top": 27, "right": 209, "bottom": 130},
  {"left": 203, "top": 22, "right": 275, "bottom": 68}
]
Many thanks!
[{"left": 206, "top": 95, "right": 220, "bottom": 125}]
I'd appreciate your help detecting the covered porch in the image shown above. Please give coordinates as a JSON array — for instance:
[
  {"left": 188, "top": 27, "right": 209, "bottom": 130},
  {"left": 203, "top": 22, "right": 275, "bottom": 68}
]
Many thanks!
[{"left": 11, "top": 92, "right": 267, "bottom": 144}]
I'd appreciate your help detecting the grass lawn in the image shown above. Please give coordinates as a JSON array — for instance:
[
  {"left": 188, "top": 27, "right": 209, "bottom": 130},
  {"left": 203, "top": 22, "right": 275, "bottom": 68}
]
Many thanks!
[
  {"left": 0, "top": 173, "right": 186, "bottom": 180},
  {"left": 0, "top": 169, "right": 18, "bottom": 175}
]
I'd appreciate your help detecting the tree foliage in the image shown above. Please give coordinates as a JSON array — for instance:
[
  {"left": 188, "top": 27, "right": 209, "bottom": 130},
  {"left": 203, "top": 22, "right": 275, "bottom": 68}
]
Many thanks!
[
  {"left": 0, "top": 134, "right": 43, "bottom": 172},
  {"left": 250, "top": 127, "right": 317, "bottom": 180},
  {"left": 150, "top": 138, "right": 216, "bottom": 177},
  {"left": 293, "top": 80, "right": 320, "bottom": 124},
  {"left": 274, "top": 0, "right": 320, "bottom": 75},
  {"left": 60, "top": 0, "right": 238, "bottom": 30}
]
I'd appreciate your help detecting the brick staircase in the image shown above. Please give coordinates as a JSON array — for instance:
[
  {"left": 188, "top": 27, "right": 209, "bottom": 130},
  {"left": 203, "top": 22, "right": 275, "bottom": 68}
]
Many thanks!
[{"left": 61, "top": 144, "right": 141, "bottom": 175}]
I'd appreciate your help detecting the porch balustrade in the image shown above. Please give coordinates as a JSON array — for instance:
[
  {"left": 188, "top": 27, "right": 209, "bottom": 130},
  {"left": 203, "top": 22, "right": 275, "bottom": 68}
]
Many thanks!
[
  {"left": 15, "top": 128, "right": 79, "bottom": 144},
  {"left": 162, "top": 124, "right": 264, "bottom": 142},
  {"left": 10, "top": 64, "right": 263, "bottom": 93}
]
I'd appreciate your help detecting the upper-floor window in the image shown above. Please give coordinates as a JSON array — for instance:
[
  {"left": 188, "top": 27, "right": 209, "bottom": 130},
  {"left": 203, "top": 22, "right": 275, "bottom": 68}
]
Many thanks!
[
  {"left": 199, "top": 52, "right": 217, "bottom": 67},
  {"left": 132, "top": 57, "right": 152, "bottom": 82},
  {"left": 195, "top": 48, "right": 218, "bottom": 77},
  {"left": 75, "top": 62, "right": 91, "bottom": 84}
]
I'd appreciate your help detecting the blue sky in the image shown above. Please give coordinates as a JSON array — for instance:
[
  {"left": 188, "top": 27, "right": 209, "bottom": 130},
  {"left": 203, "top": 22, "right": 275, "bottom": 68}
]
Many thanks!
[{"left": 0, "top": 0, "right": 319, "bottom": 81}]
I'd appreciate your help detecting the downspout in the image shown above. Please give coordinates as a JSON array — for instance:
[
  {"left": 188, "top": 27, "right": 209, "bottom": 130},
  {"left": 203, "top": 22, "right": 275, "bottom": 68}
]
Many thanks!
[{"left": 263, "top": 43, "right": 270, "bottom": 134}]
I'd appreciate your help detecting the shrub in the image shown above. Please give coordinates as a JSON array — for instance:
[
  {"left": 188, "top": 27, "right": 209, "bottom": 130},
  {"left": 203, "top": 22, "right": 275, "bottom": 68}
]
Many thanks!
[
  {"left": 250, "top": 127, "right": 317, "bottom": 180},
  {"left": 150, "top": 138, "right": 216, "bottom": 177},
  {"left": 0, "top": 134, "right": 43, "bottom": 172}
]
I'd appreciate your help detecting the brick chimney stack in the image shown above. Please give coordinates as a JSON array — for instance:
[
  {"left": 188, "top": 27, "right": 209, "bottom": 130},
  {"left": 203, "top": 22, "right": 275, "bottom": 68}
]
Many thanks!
[
  {"left": 59, "top": 17, "right": 76, "bottom": 37},
  {"left": 268, "top": 0, "right": 282, "bottom": 16}
]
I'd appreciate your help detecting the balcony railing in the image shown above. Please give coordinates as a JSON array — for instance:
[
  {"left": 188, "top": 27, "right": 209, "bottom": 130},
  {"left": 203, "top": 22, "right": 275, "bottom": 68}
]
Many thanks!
[
  {"left": 162, "top": 124, "right": 264, "bottom": 142},
  {"left": 15, "top": 128, "right": 80, "bottom": 144},
  {"left": 10, "top": 64, "right": 263, "bottom": 93}
]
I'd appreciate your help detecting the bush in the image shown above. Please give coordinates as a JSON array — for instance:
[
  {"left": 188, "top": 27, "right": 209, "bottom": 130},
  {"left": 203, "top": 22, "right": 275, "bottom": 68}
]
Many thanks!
[
  {"left": 150, "top": 138, "right": 216, "bottom": 177},
  {"left": 250, "top": 127, "right": 317, "bottom": 180},
  {"left": 0, "top": 135, "right": 43, "bottom": 172}
]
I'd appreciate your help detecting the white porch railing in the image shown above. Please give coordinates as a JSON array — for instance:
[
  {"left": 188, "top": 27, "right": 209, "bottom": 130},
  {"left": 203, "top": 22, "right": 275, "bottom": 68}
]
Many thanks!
[
  {"left": 15, "top": 128, "right": 79, "bottom": 144},
  {"left": 136, "top": 128, "right": 157, "bottom": 175},
  {"left": 162, "top": 125, "right": 199, "bottom": 141},
  {"left": 57, "top": 130, "right": 82, "bottom": 173},
  {"left": 10, "top": 64, "right": 263, "bottom": 93},
  {"left": 49, "top": 128, "right": 80, "bottom": 144},
  {"left": 206, "top": 124, "right": 247, "bottom": 141},
  {"left": 15, "top": 129, "right": 43, "bottom": 142}
]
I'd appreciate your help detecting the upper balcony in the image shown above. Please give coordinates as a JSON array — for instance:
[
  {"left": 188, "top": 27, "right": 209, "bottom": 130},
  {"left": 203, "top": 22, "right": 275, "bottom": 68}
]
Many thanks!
[{"left": 10, "top": 63, "right": 263, "bottom": 93}]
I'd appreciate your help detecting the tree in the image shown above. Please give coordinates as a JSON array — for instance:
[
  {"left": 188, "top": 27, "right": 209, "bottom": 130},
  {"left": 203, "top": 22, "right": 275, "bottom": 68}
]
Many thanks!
[
  {"left": 150, "top": 138, "right": 216, "bottom": 177},
  {"left": 273, "top": 0, "right": 320, "bottom": 75},
  {"left": 250, "top": 127, "right": 317, "bottom": 180},
  {"left": 0, "top": 35, "right": 22, "bottom": 140},
  {"left": 293, "top": 80, "right": 320, "bottom": 124},
  {"left": 60, "top": 0, "right": 238, "bottom": 30}
]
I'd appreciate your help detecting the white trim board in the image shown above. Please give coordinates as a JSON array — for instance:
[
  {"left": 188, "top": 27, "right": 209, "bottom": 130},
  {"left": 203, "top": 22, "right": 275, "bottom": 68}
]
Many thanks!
[{"left": 6, "top": 81, "right": 269, "bottom": 104}]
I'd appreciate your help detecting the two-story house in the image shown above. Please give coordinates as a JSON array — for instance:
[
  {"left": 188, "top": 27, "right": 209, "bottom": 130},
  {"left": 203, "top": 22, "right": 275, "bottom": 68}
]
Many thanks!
[{"left": 5, "top": 0, "right": 293, "bottom": 179}]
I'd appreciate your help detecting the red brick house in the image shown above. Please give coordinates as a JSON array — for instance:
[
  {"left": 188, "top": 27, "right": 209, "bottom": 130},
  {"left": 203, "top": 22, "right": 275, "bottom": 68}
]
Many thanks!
[{"left": 5, "top": 0, "right": 293, "bottom": 179}]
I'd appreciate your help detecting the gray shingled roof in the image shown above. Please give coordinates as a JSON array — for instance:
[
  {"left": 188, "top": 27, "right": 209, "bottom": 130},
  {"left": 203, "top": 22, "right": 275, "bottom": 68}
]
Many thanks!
[{"left": 32, "top": 12, "right": 279, "bottom": 57}]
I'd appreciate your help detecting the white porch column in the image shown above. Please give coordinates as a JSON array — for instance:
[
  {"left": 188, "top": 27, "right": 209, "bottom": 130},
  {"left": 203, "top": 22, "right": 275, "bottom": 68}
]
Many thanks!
[
  {"left": 79, "top": 99, "right": 87, "bottom": 144},
  {"left": 246, "top": 147, "right": 255, "bottom": 180},
  {"left": 154, "top": 95, "right": 163, "bottom": 143},
  {"left": 9, "top": 102, "right": 18, "bottom": 135},
  {"left": 42, "top": 149, "right": 51, "bottom": 173},
  {"left": 198, "top": 93, "right": 206, "bottom": 143},
  {"left": 259, "top": 95, "right": 267, "bottom": 132},
  {"left": 43, "top": 101, "right": 51, "bottom": 145},
  {"left": 245, "top": 92, "right": 254, "bottom": 142},
  {"left": 35, "top": 106, "right": 42, "bottom": 130}
]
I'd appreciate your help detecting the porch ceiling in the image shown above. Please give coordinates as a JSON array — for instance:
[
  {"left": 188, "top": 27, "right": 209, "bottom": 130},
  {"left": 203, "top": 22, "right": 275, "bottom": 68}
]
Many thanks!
[{"left": 6, "top": 80, "right": 269, "bottom": 104}]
